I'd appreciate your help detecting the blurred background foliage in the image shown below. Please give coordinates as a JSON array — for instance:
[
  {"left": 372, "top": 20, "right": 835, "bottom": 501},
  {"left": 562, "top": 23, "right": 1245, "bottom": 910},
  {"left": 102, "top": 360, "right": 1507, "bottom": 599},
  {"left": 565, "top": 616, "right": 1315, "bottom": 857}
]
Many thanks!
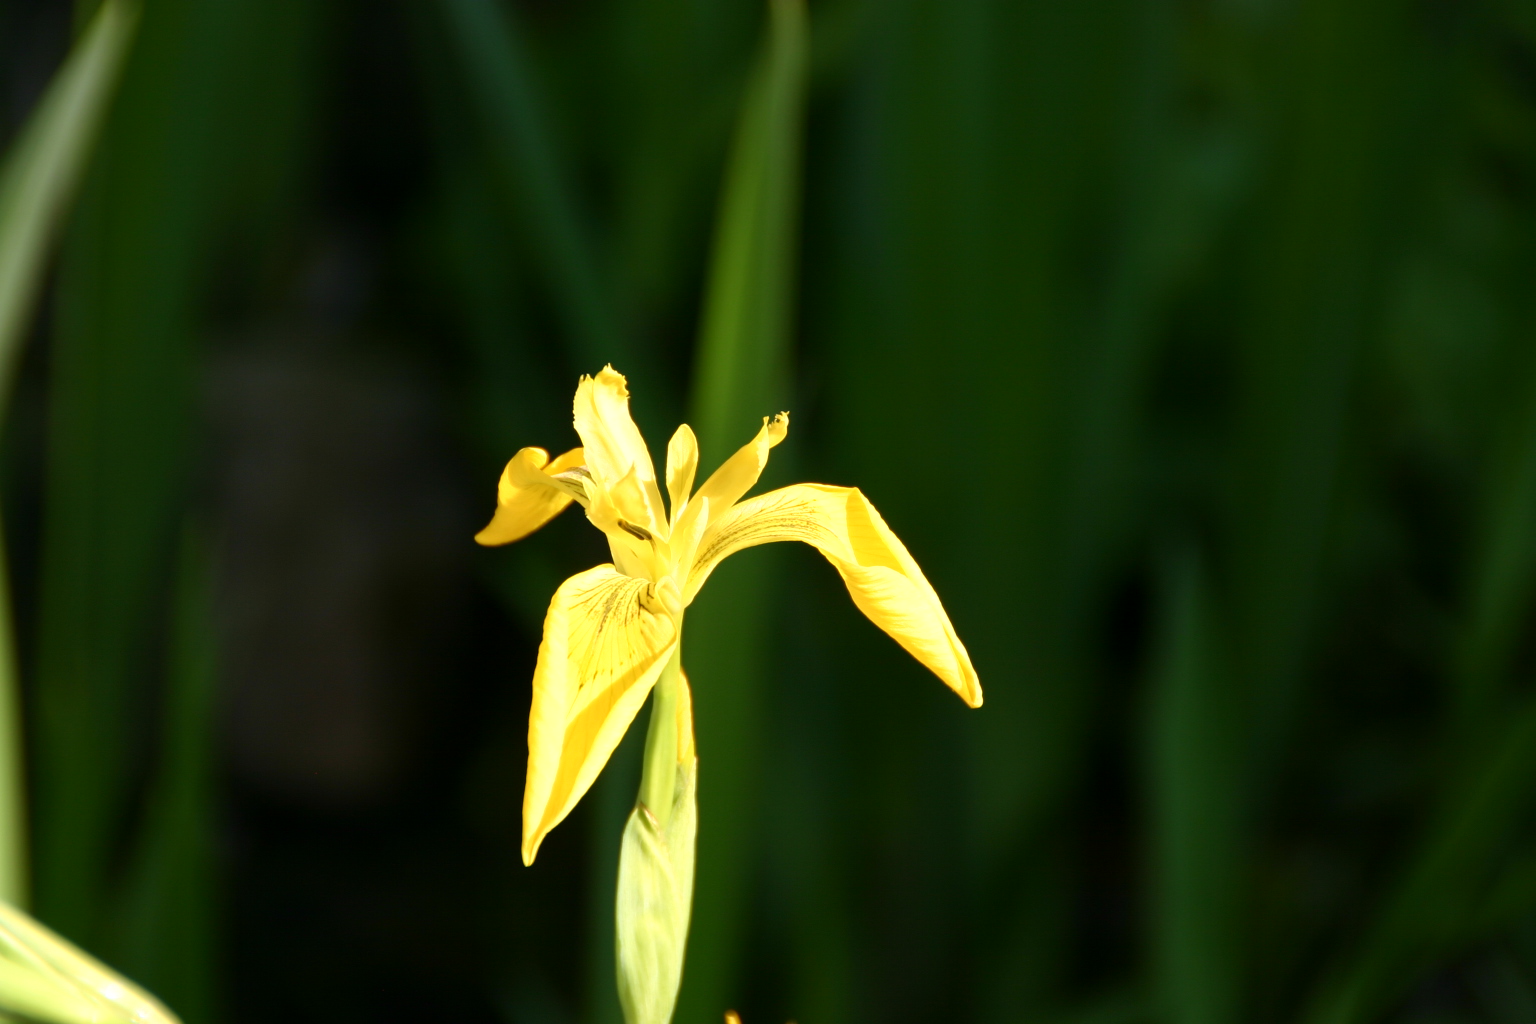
[{"left": 2, "top": 0, "right": 1536, "bottom": 1022}]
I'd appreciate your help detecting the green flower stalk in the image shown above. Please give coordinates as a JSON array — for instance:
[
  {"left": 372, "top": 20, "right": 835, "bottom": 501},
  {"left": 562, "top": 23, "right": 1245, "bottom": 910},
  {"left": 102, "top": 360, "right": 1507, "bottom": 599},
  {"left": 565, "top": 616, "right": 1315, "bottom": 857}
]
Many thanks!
[{"left": 476, "top": 367, "right": 981, "bottom": 1023}]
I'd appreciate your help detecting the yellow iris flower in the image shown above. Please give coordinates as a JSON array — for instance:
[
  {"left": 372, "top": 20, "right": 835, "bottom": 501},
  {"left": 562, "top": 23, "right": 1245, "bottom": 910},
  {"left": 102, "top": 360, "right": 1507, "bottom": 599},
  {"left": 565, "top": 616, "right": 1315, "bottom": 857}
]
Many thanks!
[{"left": 476, "top": 366, "right": 982, "bottom": 866}]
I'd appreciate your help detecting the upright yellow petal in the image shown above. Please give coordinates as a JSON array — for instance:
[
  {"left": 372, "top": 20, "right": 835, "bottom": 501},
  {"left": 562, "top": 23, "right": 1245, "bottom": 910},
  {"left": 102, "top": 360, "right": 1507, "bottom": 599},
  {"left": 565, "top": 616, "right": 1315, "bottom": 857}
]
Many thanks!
[
  {"left": 524, "top": 565, "right": 680, "bottom": 864},
  {"left": 475, "top": 446, "right": 586, "bottom": 546},
  {"left": 665, "top": 424, "right": 699, "bottom": 523},
  {"left": 674, "top": 412, "right": 788, "bottom": 541},
  {"left": 687, "top": 484, "right": 981, "bottom": 707},
  {"left": 573, "top": 367, "right": 667, "bottom": 533}
]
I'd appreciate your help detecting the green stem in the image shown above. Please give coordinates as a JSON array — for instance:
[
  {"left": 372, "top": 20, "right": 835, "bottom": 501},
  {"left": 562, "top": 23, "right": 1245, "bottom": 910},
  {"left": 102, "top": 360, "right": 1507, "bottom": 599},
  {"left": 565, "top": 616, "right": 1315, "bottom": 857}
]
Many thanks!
[{"left": 638, "top": 645, "right": 683, "bottom": 827}]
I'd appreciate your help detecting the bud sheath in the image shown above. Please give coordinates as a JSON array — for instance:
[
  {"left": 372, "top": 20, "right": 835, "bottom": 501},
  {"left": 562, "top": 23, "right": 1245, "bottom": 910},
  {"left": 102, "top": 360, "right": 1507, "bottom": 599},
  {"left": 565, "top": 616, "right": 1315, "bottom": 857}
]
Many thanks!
[{"left": 616, "top": 653, "right": 696, "bottom": 1024}]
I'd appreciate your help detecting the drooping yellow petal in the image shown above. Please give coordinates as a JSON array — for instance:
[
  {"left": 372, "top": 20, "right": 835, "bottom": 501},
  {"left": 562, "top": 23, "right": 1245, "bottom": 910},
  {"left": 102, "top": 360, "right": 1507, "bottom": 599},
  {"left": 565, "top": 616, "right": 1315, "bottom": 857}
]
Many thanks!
[
  {"left": 674, "top": 413, "right": 788, "bottom": 541},
  {"left": 665, "top": 424, "right": 698, "bottom": 524},
  {"left": 574, "top": 367, "right": 667, "bottom": 534},
  {"left": 475, "top": 446, "right": 587, "bottom": 546},
  {"left": 524, "top": 565, "right": 680, "bottom": 864},
  {"left": 687, "top": 484, "right": 981, "bottom": 707}
]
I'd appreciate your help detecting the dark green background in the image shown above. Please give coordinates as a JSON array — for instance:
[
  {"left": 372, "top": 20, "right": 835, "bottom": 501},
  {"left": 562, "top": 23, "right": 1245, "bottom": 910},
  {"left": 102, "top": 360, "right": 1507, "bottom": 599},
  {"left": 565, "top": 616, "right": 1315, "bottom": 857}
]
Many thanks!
[{"left": 4, "top": 0, "right": 1536, "bottom": 1022}]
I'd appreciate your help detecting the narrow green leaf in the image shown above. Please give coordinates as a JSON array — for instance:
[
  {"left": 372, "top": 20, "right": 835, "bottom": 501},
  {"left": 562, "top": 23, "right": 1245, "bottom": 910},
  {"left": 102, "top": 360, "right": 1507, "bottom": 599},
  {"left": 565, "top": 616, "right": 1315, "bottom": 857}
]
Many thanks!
[
  {"left": 687, "top": 0, "right": 806, "bottom": 469},
  {"left": 1145, "top": 549, "right": 1241, "bottom": 1024},
  {"left": 1453, "top": 380, "right": 1536, "bottom": 725},
  {"left": 109, "top": 527, "right": 216, "bottom": 1023},
  {"left": 1303, "top": 699, "right": 1536, "bottom": 1024},
  {"left": 675, "top": 2, "right": 808, "bottom": 1020},
  {"left": 0, "top": 0, "right": 139, "bottom": 911},
  {"left": 0, "top": 0, "right": 138, "bottom": 394},
  {"left": 34, "top": 0, "right": 273, "bottom": 947},
  {"left": 441, "top": 0, "right": 625, "bottom": 372}
]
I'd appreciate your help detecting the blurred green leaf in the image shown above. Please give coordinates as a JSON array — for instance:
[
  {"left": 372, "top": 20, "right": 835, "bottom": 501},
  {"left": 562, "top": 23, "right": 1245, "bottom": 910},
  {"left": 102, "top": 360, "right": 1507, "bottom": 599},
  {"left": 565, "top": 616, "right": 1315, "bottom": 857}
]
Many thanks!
[
  {"left": 441, "top": 0, "right": 625, "bottom": 373},
  {"left": 1145, "top": 549, "right": 1241, "bottom": 1024},
  {"left": 675, "top": 2, "right": 808, "bottom": 1021},
  {"left": 1304, "top": 697, "right": 1536, "bottom": 1024},
  {"left": 0, "top": 0, "right": 139, "bottom": 910},
  {"left": 0, "top": 0, "right": 137, "bottom": 397},
  {"left": 109, "top": 527, "right": 216, "bottom": 1023}
]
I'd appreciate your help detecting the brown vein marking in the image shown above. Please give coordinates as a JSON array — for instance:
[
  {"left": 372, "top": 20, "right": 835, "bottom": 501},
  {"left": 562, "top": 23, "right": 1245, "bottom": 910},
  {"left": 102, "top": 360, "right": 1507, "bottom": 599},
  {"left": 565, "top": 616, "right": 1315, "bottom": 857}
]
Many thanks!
[
  {"left": 563, "top": 572, "right": 673, "bottom": 722},
  {"left": 693, "top": 494, "right": 838, "bottom": 573},
  {"left": 539, "top": 568, "right": 680, "bottom": 831},
  {"left": 617, "top": 518, "right": 653, "bottom": 542}
]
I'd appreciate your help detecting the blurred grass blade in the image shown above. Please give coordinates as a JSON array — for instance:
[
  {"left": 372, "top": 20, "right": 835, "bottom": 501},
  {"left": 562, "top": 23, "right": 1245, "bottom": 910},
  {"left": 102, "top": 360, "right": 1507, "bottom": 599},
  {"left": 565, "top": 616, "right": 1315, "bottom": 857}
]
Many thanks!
[
  {"left": 1303, "top": 698, "right": 1536, "bottom": 1024},
  {"left": 687, "top": 0, "right": 806, "bottom": 468},
  {"left": 675, "top": 1, "right": 807, "bottom": 1021},
  {"left": 35, "top": 0, "right": 268, "bottom": 947},
  {"left": 1145, "top": 548, "right": 1240, "bottom": 1024},
  {"left": 0, "top": 0, "right": 138, "bottom": 397},
  {"left": 0, "top": 0, "right": 139, "bottom": 910},
  {"left": 110, "top": 527, "right": 216, "bottom": 1023},
  {"left": 441, "top": 0, "right": 624, "bottom": 371},
  {"left": 1453, "top": 380, "right": 1536, "bottom": 724}
]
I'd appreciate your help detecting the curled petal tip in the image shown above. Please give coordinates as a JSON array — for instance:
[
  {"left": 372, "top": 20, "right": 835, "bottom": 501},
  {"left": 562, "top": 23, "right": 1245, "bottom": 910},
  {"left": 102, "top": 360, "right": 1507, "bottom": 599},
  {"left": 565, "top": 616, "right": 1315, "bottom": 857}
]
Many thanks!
[{"left": 768, "top": 411, "right": 789, "bottom": 444}]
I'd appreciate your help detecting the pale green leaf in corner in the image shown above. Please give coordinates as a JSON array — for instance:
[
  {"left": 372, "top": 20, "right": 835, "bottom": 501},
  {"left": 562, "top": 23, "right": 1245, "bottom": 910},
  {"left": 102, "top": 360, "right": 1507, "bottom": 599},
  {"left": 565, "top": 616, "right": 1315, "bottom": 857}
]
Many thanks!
[{"left": 0, "top": 899, "right": 179, "bottom": 1024}]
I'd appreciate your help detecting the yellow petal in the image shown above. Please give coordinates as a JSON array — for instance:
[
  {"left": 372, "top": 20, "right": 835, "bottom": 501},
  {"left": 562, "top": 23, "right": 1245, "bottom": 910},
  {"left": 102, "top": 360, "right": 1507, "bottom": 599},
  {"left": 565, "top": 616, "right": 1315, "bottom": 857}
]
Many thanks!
[
  {"left": 687, "top": 484, "right": 981, "bottom": 707},
  {"left": 574, "top": 367, "right": 667, "bottom": 533},
  {"left": 524, "top": 565, "right": 680, "bottom": 865},
  {"left": 475, "top": 446, "right": 586, "bottom": 546},
  {"left": 665, "top": 424, "right": 698, "bottom": 524},
  {"left": 674, "top": 412, "right": 788, "bottom": 541}
]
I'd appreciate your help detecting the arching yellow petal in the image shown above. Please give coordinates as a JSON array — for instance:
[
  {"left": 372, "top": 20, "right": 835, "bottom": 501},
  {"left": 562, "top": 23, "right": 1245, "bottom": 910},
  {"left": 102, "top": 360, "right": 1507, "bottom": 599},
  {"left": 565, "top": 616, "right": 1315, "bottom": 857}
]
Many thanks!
[
  {"left": 674, "top": 412, "right": 788, "bottom": 541},
  {"left": 574, "top": 367, "right": 667, "bottom": 534},
  {"left": 475, "top": 446, "right": 587, "bottom": 546},
  {"left": 666, "top": 424, "right": 698, "bottom": 523},
  {"left": 687, "top": 484, "right": 981, "bottom": 707},
  {"left": 523, "top": 565, "right": 680, "bottom": 865}
]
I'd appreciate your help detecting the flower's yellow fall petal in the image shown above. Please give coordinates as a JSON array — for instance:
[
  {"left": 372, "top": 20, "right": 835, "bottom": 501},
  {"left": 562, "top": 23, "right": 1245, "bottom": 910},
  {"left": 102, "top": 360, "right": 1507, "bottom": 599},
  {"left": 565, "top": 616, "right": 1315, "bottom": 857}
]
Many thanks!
[
  {"left": 574, "top": 366, "right": 667, "bottom": 534},
  {"left": 524, "top": 565, "right": 680, "bottom": 864},
  {"left": 674, "top": 413, "right": 788, "bottom": 541},
  {"left": 475, "top": 446, "right": 586, "bottom": 546},
  {"left": 665, "top": 424, "right": 698, "bottom": 523},
  {"left": 688, "top": 484, "right": 981, "bottom": 707}
]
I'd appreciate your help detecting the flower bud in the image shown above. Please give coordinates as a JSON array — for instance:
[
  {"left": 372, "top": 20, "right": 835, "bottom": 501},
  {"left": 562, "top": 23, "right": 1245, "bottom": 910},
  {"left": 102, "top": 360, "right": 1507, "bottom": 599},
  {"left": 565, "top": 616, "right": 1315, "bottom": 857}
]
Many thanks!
[{"left": 615, "top": 756, "right": 696, "bottom": 1024}]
